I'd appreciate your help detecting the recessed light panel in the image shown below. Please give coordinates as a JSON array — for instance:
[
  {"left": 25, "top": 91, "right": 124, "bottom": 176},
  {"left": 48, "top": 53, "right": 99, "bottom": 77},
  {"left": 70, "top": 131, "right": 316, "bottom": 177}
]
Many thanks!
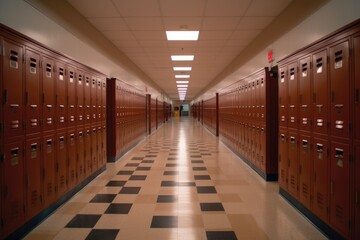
[
  {"left": 176, "top": 81, "right": 189, "bottom": 84},
  {"left": 171, "top": 55, "right": 194, "bottom": 61},
  {"left": 173, "top": 67, "right": 192, "bottom": 71},
  {"left": 177, "top": 85, "right": 188, "bottom": 88},
  {"left": 175, "top": 75, "right": 190, "bottom": 78},
  {"left": 166, "top": 31, "right": 199, "bottom": 41}
]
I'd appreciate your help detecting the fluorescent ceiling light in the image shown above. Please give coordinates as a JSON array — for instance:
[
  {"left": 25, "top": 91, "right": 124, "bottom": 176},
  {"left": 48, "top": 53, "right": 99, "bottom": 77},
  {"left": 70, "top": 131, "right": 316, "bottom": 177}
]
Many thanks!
[
  {"left": 166, "top": 31, "right": 199, "bottom": 41},
  {"left": 173, "top": 67, "right": 192, "bottom": 71},
  {"left": 175, "top": 75, "right": 190, "bottom": 78},
  {"left": 178, "top": 88, "right": 187, "bottom": 91},
  {"left": 177, "top": 85, "right": 188, "bottom": 88},
  {"left": 178, "top": 92, "right": 187, "bottom": 94},
  {"left": 171, "top": 55, "right": 194, "bottom": 61},
  {"left": 176, "top": 81, "right": 189, "bottom": 84}
]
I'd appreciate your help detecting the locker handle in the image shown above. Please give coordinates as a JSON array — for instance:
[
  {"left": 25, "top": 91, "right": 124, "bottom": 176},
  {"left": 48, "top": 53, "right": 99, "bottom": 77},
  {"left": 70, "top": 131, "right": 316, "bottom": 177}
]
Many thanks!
[
  {"left": 59, "top": 105, "right": 64, "bottom": 108},
  {"left": 10, "top": 104, "right": 19, "bottom": 108},
  {"left": 10, "top": 148, "right": 19, "bottom": 156},
  {"left": 70, "top": 105, "right": 74, "bottom": 108},
  {"left": 302, "top": 140, "right": 308, "bottom": 148},
  {"left": 334, "top": 104, "right": 344, "bottom": 109},
  {"left": 46, "top": 104, "right": 52, "bottom": 108},
  {"left": 335, "top": 148, "right": 344, "bottom": 158},
  {"left": 317, "top": 144, "right": 323, "bottom": 153},
  {"left": 290, "top": 136, "right": 296, "bottom": 144},
  {"left": 30, "top": 104, "right": 37, "bottom": 108}
]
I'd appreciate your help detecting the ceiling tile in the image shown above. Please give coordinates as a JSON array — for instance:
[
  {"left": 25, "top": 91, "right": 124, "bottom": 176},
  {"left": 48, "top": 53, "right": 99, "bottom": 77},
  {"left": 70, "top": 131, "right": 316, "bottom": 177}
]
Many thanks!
[
  {"left": 124, "top": 17, "right": 164, "bottom": 31},
  {"left": 139, "top": 40, "right": 168, "bottom": 47},
  {"left": 160, "top": 0, "right": 206, "bottom": 17},
  {"left": 112, "top": 0, "right": 161, "bottom": 16},
  {"left": 67, "top": 0, "right": 120, "bottom": 17},
  {"left": 245, "top": 0, "right": 293, "bottom": 16},
  {"left": 103, "top": 31, "right": 136, "bottom": 41},
  {"left": 204, "top": 0, "right": 252, "bottom": 17},
  {"left": 200, "top": 31, "right": 233, "bottom": 40},
  {"left": 163, "top": 17, "right": 202, "bottom": 30},
  {"left": 237, "top": 17, "right": 274, "bottom": 30},
  {"left": 132, "top": 31, "right": 167, "bottom": 41},
  {"left": 88, "top": 18, "right": 128, "bottom": 31},
  {"left": 202, "top": 17, "right": 241, "bottom": 30},
  {"left": 230, "top": 30, "right": 262, "bottom": 40}
]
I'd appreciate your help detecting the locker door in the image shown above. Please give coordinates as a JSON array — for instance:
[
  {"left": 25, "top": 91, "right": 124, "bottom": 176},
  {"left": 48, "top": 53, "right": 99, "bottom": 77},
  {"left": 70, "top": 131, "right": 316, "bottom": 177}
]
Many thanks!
[
  {"left": 279, "top": 67, "right": 288, "bottom": 127},
  {"left": 312, "top": 137, "right": 329, "bottom": 222},
  {"left": 2, "top": 39, "right": 23, "bottom": 138},
  {"left": 84, "top": 76, "right": 91, "bottom": 123},
  {"left": 298, "top": 134, "right": 311, "bottom": 209},
  {"left": 101, "top": 125, "right": 106, "bottom": 165},
  {"left": 97, "top": 126, "right": 102, "bottom": 167},
  {"left": 77, "top": 130, "right": 85, "bottom": 182},
  {"left": 97, "top": 80, "right": 102, "bottom": 122},
  {"left": 42, "top": 56, "right": 56, "bottom": 132},
  {"left": 55, "top": 63, "right": 67, "bottom": 130},
  {"left": 288, "top": 133, "right": 299, "bottom": 197},
  {"left": 101, "top": 80, "right": 106, "bottom": 122},
  {"left": 2, "top": 141, "right": 25, "bottom": 236},
  {"left": 312, "top": 50, "right": 328, "bottom": 135},
  {"left": 330, "top": 41, "right": 350, "bottom": 139},
  {"left": 260, "top": 77, "right": 266, "bottom": 122},
  {"left": 25, "top": 49, "right": 41, "bottom": 135},
  {"left": 25, "top": 138, "right": 42, "bottom": 219},
  {"left": 355, "top": 143, "right": 360, "bottom": 240},
  {"left": 84, "top": 129, "right": 91, "bottom": 176},
  {"left": 42, "top": 135, "right": 56, "bottom": 207},
  {"left": 288, "top": 62, "right": 299, "bottom": 130},
  {"left": 354, "top": 35, "right": 360, "bottom": 140},
  {"left": 278, "top": 129, "right": 288, "bottom": 190},
  {"left": 67, "top": 131, "right": 77, "bottom": 190},
  {"left": 56, "top": 133, "right": 67, "bottom": 197},
  {"left": 299, "top": 57, "right": 312, "bottom": 132},
  {"left": 330, "top": 141, "right": 350, "bottom": 238},
  {"left": 76, "top": 72, "right": 84, "bottom": 124},
  {"left": 67, "top": 67, "right": 76, "bottom": 128},
  {"left": 91, "top": 127, "right": 98, "bottom": 172},
  {"left": 259, "top": 126, "right": 266, "bottom": 172},
  {"left": 91, "top": 77, "right": 97, "bottom": 123}
]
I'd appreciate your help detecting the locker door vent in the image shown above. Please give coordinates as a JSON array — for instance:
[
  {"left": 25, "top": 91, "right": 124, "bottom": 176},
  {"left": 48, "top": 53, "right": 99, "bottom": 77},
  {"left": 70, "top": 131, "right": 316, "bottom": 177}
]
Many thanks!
[
  {"left": 335, "top": 204, "right": 345, "bottom": 223},
  {"left": 9, "top": 50, "right": 19, "bottom": 69},
  {"left": 30, "top": 58, "right": 37, "bottom": 74},
  {"left": 316, "top": 58, "right": 323, "bottom": 73},
  {"left": 31, "top": 190, "right": 38, "bottom": 205},
  {"left": 317, "top": 192, "right": 325, "bottom": 209},
  {"left": 334, "top": 50, "right": 343, "bottom": 69}
]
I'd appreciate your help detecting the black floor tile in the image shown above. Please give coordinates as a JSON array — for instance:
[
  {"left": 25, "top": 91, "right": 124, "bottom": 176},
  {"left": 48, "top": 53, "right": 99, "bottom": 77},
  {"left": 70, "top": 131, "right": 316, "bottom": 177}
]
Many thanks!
[
  {"left": 145, "top": 155, "right": 157, "bottom": 157},
  {"left": 129, "top": 175, "right": 147, "bottom": 181},
  {"left": 192, "top": 167, "right": 207, "bottom": 171},
  {"left": 157, "top": 195, "right": 178, "bottom": 203},
  {"left": 117, "top": 170, "right": 134, "bottom": 175},
  {"left": 131, "top": 157, "right": 144, "bottom": 160},
  {"left": 169, "top": 153, "right": 178, "bottom": 156},
  {"left": 161, "top": 181, "right": 178, "bottom": 187},
  {"left": 192, "top": 160, "right": 204, "bottom": 163},
  {"left": 206, "top": 231, "right": 238, "bottom": 240},
  {"left": 194, "top": 175, "right": 211, "bottom": 180},
  {"left": 178, "top": 182, "right": 196, "bottom": 187},
  {"left": 150, "top": 216, "right": 178, "bottom": 228},
  {"left": 136, "top": 166, "right": 151, "bottom": 171},
  {"left": 163, "top": 171, "right": 178, "bottom": 175},
  {"left": 125, "top": 163, "right": 140, "bottom": 167},
  {"left": 65, "top": 214, "right": 101, "bottom": 228},
  {"left": 200, "top": 203, "right": 225, "bottom": 211},
  {"left": 166, "top": 163, "right": 178, "bottom": 167},
  {"left": 86, "top": 229, "right": 119, "bottom": 240},
  {"left": 106, "top": 181, "right": 126, "bottom": 187},
  {"left": 149, "top": 152, "right": 158, "bottom": 154},
  {"left": 167, "top": 157, "right": 178, "bottom": 160},
  {"left": 90, "top": 194, "right": 117, "bottom": 203},
  {"left": 142, "top": 160, "right": 154, "bottom": 163},
  {"left": 197, "top": 186, "right": 217, "bottom": 194},
  {"left": 190, "top": 155, "right": 202, "bottom": 158},
  {"left": 201, "top": 153, "right": 212, "bottom": 156},
  {"left": 105, "top": 203, "right": 132, "bottom": 214},
  {"left": 119, "top": 187, "right": 141, "bottom": 194}
]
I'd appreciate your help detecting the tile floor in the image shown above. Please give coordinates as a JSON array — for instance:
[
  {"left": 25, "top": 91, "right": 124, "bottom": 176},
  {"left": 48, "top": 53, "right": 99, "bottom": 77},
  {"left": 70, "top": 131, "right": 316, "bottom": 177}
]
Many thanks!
[{"left": 24, "top": 117, "right": 326, "bottom": 240}]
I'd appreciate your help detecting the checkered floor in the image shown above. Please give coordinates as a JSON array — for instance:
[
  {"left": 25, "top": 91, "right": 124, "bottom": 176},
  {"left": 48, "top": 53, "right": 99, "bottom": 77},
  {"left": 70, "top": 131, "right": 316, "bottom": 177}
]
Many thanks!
[{"left": 25, "top": 117, "right": 326, "bottom": 240}]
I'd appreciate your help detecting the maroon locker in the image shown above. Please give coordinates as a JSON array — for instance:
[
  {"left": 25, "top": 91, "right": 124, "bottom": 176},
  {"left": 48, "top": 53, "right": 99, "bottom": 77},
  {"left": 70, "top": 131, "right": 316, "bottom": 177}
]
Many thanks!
[
  {"left": 97, "top": 126, "right": 102, "bottom": 167},
  {"left": 355, "top": 143, "right": 360, "bottom": 240},
  {"left": 299, "top": 57, "right": 312, "bottom": 132},
  {"left": 288, "top": 132, "right": 299, "bottom": 197},
  {"left": 42, "top": 56, "right": 56, "bottom": 132},
  {"left": 25, "top": 48, "right": 41, "bottom": 135},
  {"left": 67, "top": 130, "right": 77, "bottom": 190},
  {"left": 259, "top": 125, "right": 266, "bottom": 172},
  {"left": 288, "top": 62, "right": 299, "bottom": 130},
  {"left": 312, "top": 49, "right": 329, "bottom": 135},
  {"left": 56, "top": 133, "right": 67, "bottom": 197},
  {"left": 84, "top": 128, "right": 92, "bottom": 176},
  {"left": 55, "top": 62, "right": 67, "bottom": 130},
  {"left": 25, "top": 137, "right": 42, "bottom": 219},
  {"left": 278, "top": 67, "right": 288, "bottom": 127},
  {"left": 101, "top": 80, "right": 106, "bottom": 122},
  {"left": 312, "top": 137, "right": 329, "bottom": 222},
  {"left": 260, "top": 77, "right": 266, "bottom": 122},
  {"left": 298, "top": 134, "right": 312, "bottom": 209},
  {"left": 76, "top": 130, "right": 85, "bottom": 182},
  {"left": 278, "top": 129, "right": 288, "bottom": 189},
  {"left": 84, "top": 76, "right": 91, "bottom": 124},
  {"left": 330, "top": 41, "right": 350, "bottom": 139},
  {"left": 2, "top": 141, "right": 25, "bottom": 236},
  {"left": 355, "top": 35, "right": 360, "bottom": 141},
  {"left": 91, "top": 127, "right": 98, "bottom": 173},
  {"left": 101, "top": 125, "right": 106, "bottom": 166},
  {"left": 42, "top": 135, "right": 56, "bottom": 207},
  {"left": 2, "top": 39, "right": 23, "bottom": 139},
  {"left": 97, "top": 79, "right": 102, "bottom": 122},
  {"left": 91, "top": 77, "right": 97, "bottom": 122},
  {"left": 330, "top": 140, "right": 350, "bottom": 238},
  {"left": 67, "top": 66, "right": 76, "bottom": 128},
  {"left": 76, "top": 72, "right": 84, "bottom": 124}
]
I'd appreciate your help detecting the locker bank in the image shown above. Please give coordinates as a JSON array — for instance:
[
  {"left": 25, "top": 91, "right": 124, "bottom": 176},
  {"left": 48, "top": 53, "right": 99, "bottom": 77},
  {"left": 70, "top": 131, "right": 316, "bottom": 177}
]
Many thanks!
[{"left": 0, "top": 0, "right": 360, "bottom": 239}]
